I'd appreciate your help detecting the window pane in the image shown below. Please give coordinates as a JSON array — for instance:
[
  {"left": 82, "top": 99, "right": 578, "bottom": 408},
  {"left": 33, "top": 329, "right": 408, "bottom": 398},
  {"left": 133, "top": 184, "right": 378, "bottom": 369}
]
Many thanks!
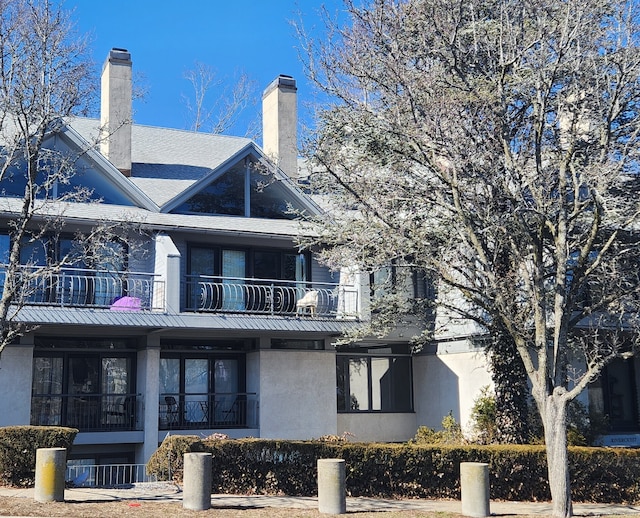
[
  {"left": 0, "top": 234, "right": 9, "bottom": 263},
  {"left": 189, "top": 247, "right": 217, "bottom": 309},
  {"left": 371, "top": 267, "right": 391, "bottom": 299},
  {"left": 31, "top": 357, "right": 63, "bottom": 426},
  {"left": 214, "top": 359, "right": 239, "bottom": 423},
  {"left": 160, "top": 358, "right": 180, "bottom": 394},
  {"left": 20, "top": 238, "right": 48, "bottom": 265},
  {"left": 176, "top": 169, "right": 245, "bottom": 215},
  {"left": 222, "top": 250, "right": 246, "bottom": 310},
  {"left": 67, "top": 357, "right": 100, "bottom": 429},
  {"left": 348, "top": 358, "right": 369, "bottom": 411},
  {"left": 190, "top": 247, "right": 217, "bottom": 276},
  {"left": 253, "top": 251, "right": 279, "bottom": 279},
  {"left": 250, "top": 169, "right": 306, "bottom": 219},
  {"left": 389, "top": 357, "right": 413, "bottom": 412},
  {"left": 102, "top": 358, "right": 130, "bottom": 395},
  {"left": 185, "top": 359, "right": 208, "bottom": 423},
  {"left": 370, "top": 358, "right": 389, "bottom": 411},
  {"left": 605, "top": 358, "right": 638, "bottom": 431}
]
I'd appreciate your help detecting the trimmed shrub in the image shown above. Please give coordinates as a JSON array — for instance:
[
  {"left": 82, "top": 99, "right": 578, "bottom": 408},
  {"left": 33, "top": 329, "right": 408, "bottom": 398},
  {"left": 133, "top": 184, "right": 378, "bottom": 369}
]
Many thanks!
[
  {"left": 147, "top": 438, "right": 640, "bottom": 503},
  {"left": 145, "top": 434, "right": 206, "bottom": 482},
  {"left": 0, "top": 425, "right": 77, "bottom": 487}
]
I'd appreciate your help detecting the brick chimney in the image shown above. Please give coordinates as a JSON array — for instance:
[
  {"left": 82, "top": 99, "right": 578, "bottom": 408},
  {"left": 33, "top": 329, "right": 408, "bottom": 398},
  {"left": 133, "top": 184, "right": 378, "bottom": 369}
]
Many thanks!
[
  {"left": 100, "top": 48, "right": 132, "bottom": 176},
  {"left": 262, "top": 75, "right": 297, "bottom": 180}
]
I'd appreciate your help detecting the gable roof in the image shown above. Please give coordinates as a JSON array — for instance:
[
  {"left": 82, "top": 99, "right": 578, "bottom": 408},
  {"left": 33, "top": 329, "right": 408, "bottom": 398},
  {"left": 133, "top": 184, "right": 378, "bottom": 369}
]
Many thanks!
[{"left": 68, "top": 118, "right": 322, "bottom": 217}]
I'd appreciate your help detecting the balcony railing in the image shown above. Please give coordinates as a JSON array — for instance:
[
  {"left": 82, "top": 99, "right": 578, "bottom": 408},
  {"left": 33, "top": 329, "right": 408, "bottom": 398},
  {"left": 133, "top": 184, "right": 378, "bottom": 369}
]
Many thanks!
[
  {"left": 184, "top": 275, "right": 358, "bottom": 318},
  {"left": 1, "top": 266, "right": 163, "bottom": 311},
  {"left": 159, "top": 392, "right": 258, "bottom": 430},
  {"left": 30, "top": 393, "right": 141, "bottom": 432}
]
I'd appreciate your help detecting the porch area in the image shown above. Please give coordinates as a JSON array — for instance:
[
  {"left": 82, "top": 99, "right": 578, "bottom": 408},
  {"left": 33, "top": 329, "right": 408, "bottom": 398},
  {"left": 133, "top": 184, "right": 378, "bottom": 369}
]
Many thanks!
[
  {"left": 4, "top": 266, "right": 163, "bottom": 311},
  {"left": 30, "top": 393, "right": 142, "bottom": 432},
  {"left": 184, "top": 275, "right": 358, "bottom": 318},
  {"left": 159, "top": 392, "right": 259, "bottom": 430}
]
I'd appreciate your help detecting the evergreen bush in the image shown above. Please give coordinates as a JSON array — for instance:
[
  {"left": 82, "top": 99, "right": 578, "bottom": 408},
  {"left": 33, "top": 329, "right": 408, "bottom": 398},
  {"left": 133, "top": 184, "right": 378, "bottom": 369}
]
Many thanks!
[
  {"left": 145, "top": 436, "right": 640, "bottom": 503},
  {"left": 0, "top": 426, "right": 77, "bottom": 487}
]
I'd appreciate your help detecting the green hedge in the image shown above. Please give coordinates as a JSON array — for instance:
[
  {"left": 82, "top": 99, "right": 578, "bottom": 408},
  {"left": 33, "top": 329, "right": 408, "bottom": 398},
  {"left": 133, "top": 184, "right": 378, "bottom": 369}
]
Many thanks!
[
  {"left": 147, "top": 436, "right": 640, "bottom": 503},
  {"left": 0, "top": 426, "right": 78, "bottom": 487}
]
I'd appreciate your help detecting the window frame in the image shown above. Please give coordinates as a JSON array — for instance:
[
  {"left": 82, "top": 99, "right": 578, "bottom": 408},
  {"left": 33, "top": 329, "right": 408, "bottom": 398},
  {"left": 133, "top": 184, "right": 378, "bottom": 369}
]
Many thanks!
[{"left": 336, "top": 347, "right": 414, "bottom": 414}]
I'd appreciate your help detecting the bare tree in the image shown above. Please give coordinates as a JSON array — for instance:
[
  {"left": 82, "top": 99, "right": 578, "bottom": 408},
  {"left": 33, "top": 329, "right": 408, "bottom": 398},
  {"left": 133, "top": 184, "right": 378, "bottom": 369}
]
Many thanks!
[
  {"left": 182, "top": 61, "right": 259, "bottom": 138},
  {"left": 0, "top": 0, "right": 141, "bottom": 357},
  {"left": 299, "top": 1, "right": 640, "bottom": 516}
]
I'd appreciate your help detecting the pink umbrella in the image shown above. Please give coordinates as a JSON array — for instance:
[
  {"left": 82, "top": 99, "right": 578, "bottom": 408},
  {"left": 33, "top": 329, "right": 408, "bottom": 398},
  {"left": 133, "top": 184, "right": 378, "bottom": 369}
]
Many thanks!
[{"left": 110, "top": 296, "right": 142, "bottom": 312}]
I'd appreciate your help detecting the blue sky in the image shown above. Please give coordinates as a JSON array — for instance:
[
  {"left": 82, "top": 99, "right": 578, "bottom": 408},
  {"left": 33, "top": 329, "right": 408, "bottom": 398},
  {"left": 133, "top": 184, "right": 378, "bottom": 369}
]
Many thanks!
[{"left": 69, "top": 1, "right": 343, "bottom": 140}]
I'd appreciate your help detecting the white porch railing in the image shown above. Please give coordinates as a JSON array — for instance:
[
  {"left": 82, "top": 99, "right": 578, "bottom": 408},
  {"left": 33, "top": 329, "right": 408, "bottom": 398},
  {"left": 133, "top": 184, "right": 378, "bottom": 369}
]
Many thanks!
[
  {"left": 66, "top": 462, "right": 156, "bottom": 487},
  {"left": 0, "top": 266, "right": 163, "bottom": 311},
  {"left": 184, "top": 275, "right": 358, "bottom": 318}
]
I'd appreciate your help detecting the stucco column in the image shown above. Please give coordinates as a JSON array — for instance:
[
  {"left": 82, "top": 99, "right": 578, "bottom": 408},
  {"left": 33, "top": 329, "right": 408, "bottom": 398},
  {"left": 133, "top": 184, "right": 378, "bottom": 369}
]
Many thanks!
[
  {"left": 139, "top": 341, "right": 160, "bottom": 463},
  {"left": 317, "top": 458, "right": 346, "bottom": 514},
  {"left": 34, "top": 448, "right": 66, "bottom": 502},
  {"left": 182, "top": 452, "right": 212, "bottom": 511},
  {"left": 460, "top": 462, "right": 490, "bottom": 517}
]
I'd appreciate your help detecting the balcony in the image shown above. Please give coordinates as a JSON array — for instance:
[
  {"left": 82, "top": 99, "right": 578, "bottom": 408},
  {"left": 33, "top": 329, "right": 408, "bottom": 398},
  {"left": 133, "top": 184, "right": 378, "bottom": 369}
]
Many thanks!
[
  {"left": 184, "top": 275, "right": 358, "bottom": 318},
  {"left": 2, "top": 266, "right": 163, "bottom": 311},
  {"left": 30, "top": 393, "right": 141, "bottom": 432},
  {"left": 159, "top": 392, "right": 258, "bottom": 430}
]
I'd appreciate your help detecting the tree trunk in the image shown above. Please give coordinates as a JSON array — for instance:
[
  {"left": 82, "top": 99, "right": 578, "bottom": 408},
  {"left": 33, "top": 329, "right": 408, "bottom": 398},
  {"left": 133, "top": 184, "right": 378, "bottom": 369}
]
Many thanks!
[{"left": 543, "top": 391, "right": 573, "bottom": 518}]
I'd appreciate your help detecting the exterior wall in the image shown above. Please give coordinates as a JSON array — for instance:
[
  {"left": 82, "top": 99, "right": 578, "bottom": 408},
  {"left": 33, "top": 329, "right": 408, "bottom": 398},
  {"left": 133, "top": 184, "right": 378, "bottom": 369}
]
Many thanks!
[
  {"left": 337, "top": 413, "right": 417, "bottom": 442},
  {"left": 153, "top": 234, "right": 180, "bottom": 312},
  {"left": 413, "top": 349, "right": 492, "bottom": 434},
  {"left": 0, "top": 340, "right": 34, "bottom": 426},
  {"left": 138, "top": 342, "right": 160, "bottom": 464},
  {"left": 258, "top": 349, "right": 337, "bottom": 439}
]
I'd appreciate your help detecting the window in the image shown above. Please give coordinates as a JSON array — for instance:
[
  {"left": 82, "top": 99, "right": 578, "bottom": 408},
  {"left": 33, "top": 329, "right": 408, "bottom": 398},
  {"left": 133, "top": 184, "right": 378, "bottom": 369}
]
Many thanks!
[
  {"left": 601, "top": 357, "right": 639, "bottom": 432},
  {"left": 337, "top": 346, "right": 413, "bottom": 413},
  {"left": 173, "top": 161, "right": 308, "bottom": 219},
  {"left": 371, "top": 265, "right": 434, "bottom": 300},
  {"left": 271, "top": 339, "right": 324, "bottom": 350}
]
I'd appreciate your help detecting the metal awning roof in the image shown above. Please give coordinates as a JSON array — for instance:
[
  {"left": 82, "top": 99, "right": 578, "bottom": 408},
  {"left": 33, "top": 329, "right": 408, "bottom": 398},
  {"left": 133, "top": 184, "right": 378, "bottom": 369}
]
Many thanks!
[{"left": 14, "top": 306, "right": 359, "bottom": 335}]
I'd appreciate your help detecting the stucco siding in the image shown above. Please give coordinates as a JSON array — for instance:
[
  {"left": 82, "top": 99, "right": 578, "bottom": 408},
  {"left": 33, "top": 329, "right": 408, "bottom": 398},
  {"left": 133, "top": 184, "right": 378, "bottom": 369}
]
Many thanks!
[
  {"left": 337, "top": 413, "right": 417, "bottom": 442},
  {"left": 259, "top": 349, "right": 336, "bottom": 439},
  {"left": 413, "top": 351, "right": 492, "bottom": 433},
  {"left": 0, "top": 343, "right": 34, "bottom": 426}
]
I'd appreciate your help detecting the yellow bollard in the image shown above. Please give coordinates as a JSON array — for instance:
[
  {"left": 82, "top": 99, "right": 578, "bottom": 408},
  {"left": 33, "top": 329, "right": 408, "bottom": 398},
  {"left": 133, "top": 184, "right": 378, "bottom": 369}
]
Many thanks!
[{"left": 34, "top": 448, "right": 66, "bottom": 502}]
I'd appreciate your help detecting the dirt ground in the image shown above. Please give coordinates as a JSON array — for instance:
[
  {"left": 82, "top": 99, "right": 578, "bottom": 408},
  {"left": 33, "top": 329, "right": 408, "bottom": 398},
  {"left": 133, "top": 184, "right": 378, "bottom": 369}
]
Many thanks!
[
  {"left": 0, "top": 498, "right": 633, "bottom": 518},
  {"left": 0, "top": 498, "right": 461, "bottom": 517}
]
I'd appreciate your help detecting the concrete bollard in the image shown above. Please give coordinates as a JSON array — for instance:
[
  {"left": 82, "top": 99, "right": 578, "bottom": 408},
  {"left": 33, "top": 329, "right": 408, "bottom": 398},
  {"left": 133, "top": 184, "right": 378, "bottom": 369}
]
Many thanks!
[
  {"left": 182, "top": 452, "right": 212, "bottom": 511},
  {"left": 34, "top": 447, "right": 66, "bottom": 503},
  {"left": 460, "top": 462, "right": 490, "bottom": 517},
  {"left": 317, "top": 458, "right": 346, "bottom": 514}
]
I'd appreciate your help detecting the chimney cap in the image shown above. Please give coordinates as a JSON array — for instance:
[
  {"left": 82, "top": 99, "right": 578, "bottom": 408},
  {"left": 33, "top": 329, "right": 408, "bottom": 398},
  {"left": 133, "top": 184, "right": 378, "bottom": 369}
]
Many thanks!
[
  {"left": 108, "top": 48, "right": 132, "bottom": 64},
  {"left": 263, "top": 75, "right": 297, "bottom": 97}
]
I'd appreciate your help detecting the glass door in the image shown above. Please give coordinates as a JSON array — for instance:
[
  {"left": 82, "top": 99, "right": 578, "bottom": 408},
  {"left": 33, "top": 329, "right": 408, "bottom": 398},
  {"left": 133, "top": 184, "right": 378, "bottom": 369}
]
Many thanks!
[
  {"left": 222, "top": 250, "right": 246, "bottom": 311},
  {"left": 67, "top": 357, "right": 100, "bottom": 429},
  {"left": 189, "top": 247, "right": 217, "bottom": 310},
  {"left": 102, "top": 357, "right": 132, "bottom": 428},
  {"left": 185, "top": 359, "right": 209, "bottom": 424},
  {"left": 214, "top": 359, "right": 239, "bottom": 424}
]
